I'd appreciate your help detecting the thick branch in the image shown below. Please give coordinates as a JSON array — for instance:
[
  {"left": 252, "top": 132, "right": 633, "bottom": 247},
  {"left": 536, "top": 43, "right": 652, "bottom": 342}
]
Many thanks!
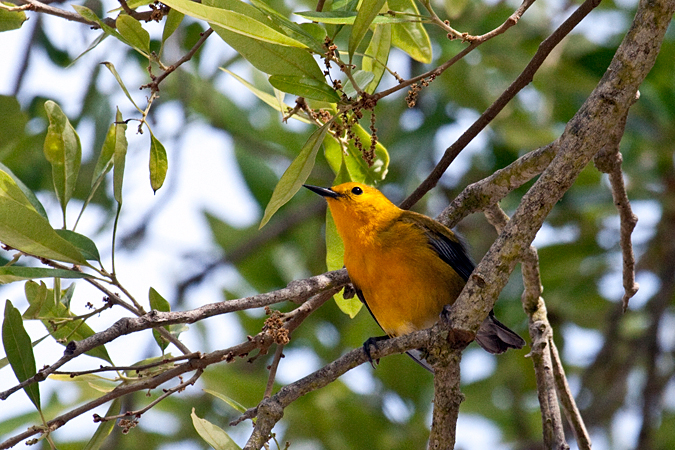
[
  {"left": 240, "top": 327, "right": 435, "bottom": 449},
  {"left": 446, "top": 0, "right": 674, "bottom": 337}
]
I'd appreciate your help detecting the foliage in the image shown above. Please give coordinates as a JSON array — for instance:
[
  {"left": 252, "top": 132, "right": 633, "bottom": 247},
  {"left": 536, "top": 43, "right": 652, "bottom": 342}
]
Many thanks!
[{"left": 0, "top": 0, "right": 674, "bottom": 449}]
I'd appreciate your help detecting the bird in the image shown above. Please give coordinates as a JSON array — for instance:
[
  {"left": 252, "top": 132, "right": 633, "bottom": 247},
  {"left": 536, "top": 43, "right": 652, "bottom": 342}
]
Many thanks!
[{"left": 304, "top": 182, "right": 526, "bottom": 370}]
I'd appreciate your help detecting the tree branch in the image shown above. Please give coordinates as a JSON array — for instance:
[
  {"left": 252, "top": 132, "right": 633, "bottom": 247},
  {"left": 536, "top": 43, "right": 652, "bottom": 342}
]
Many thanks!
[{"left": 0, "top": 270, "right": 348, "bottom": 403}]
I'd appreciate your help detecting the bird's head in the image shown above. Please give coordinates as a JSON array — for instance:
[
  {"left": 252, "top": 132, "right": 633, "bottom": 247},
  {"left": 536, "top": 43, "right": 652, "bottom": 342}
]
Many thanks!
[{"left": 303, "top": 182, "right": 400, "bottom": 235}]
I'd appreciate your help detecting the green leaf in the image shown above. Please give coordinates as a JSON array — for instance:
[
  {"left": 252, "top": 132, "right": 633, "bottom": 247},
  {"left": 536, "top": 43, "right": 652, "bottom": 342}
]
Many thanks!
[
  {"left": 0, "top": 335, "right": 48, "bottom": 370},
  {"left": 259, "top": 121, "right": 332, "bottom": 228},
  {"left": 348, "top": 0, "right": 387, "bottom": 60},
  {"left": 43, "top": 100, "right": 82, "bottom": 222},
  {"left": 23, "top": 281, "right": 112, "bottom": 363},
  {"left": 213, "top": 28, "right": 322, "bottom": 80},
  {"left": 72, "top": 5, "right": 129, "bottom": 47},
  {"left": 101, "top": 63, "right": 141, "bottom": 112},
  {"left": 325, "top": 161, "right": 362, "bottom": 317},
  {"left": 202, "top": 0, "right": 323, "bottom": 80},
  {"left": 362, "top": 24, "right": 391, "bottom": 93},
  {"left": 0, "top": 2, "right": 27, "bottom": 32},
  {"left": 295, "top": 10, "right": 409, "bottom": 25},
  {"left": 0, "top": 267, "right": 93, "bottom": 284},
  {"left": 191, "top": 409, "right": 241, "bottom": 450},
  {"left": 116, "top": 14, "right": 150, "bottom": 54},
  {"left": 111, "top": 108, "right": 128, "bottom": 204},
  {"left": 0, "top": 197, "right": 87, "bottom": 265},
  {"left": 23, "top": 281, "right": 50, "bottom": 320},
  {"left": 162, "top": 8, "right": 184, "bottom": 43},
  {"left": 0, "top": 164, "right": 48, "bottom": 219},
  {"left": 54, "top": 230, "right": 101, "bottom": 262},
  {"left": 82, "top": 399, "right": 121, "bottom": 450},
  {"left": 149, "top": 287, "right": 171, "bottom": 352},
  {"left": 92, "top": 118, "right": 118, "bottom": 187},
  {"left": 389, "top": 0, "right": 432, "bottom": 64},
  {"left": 219, "top": 68, "right": 311, "bottom": 124},
  {"left": 2, "top": 300, "right": 40, "bottom": 410},
  {"left": 343, "top": 70, "right": 375, "bottom": 98},
  {"left": 248, "top": 0, "right": 325, "bottom": 53},
  {"left": 203, "top": 389, "right": 248, "bottom": 414},
  {"left": 149, "top": 133, "right": 168, "bottom": 193},
  {"left": 161, "top": 0, "right": 306, "bottom": 47},
  {"left": 268, "top": 75, "right": 341, "bottom": 103},
  {"left": 69, "top": 32, "right": 108, "bottom": 68}
]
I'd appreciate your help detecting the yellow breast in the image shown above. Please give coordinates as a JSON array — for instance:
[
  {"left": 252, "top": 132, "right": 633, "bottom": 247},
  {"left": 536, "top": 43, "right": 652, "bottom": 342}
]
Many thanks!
[{"left": 344, "top": 220, "right": 465, "bottom": 337}]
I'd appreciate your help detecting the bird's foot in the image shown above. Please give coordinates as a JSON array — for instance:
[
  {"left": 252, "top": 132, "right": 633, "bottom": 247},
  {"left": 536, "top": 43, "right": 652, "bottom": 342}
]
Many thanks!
[{"left": 363, "top": 335, "right": 389, "bottom": 368}]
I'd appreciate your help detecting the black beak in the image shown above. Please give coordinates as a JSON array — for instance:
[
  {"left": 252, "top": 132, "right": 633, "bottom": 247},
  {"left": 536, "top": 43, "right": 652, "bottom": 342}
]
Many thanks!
[{"left": 303, "top": 185, "right": 340, "bottom": 199}]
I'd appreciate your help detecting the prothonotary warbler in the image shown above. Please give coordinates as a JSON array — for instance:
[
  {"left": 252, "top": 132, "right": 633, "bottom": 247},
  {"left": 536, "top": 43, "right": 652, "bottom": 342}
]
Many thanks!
[{"left": 304, "top": 182, "right": 526, "bottom": 369}]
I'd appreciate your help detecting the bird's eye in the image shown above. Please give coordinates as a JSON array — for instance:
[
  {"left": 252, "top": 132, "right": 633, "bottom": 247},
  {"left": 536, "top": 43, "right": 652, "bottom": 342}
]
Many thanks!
[{"left": 351, "top": 186, "right": 363, "bottom": 195}]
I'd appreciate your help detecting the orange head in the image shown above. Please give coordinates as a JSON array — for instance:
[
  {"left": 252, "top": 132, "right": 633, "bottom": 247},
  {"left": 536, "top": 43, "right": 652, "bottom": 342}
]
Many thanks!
[{"left": 303, "top": 182, "right": 401, "bottom": 242}]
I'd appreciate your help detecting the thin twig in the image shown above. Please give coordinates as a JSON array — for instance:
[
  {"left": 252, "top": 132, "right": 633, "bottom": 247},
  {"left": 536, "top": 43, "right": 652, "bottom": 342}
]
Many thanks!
[
  {"left": 52, "top": 352, "right": 200, "bottom": 377},
  {"left": 263, "top": 344, "right": 285, "bottom": 399},
  {"left": 97, "top": 369, "right": 203, "bottom": 422},
  {"left": 592, "top": 99, "right": 640, "bottom": 311},
  {"left": 550, "top": 339, "right": 592, "bottom": 449},
  {"left": 0, "top": 270, "right": 348, "bottom": 403},
  {"left": 142, "top": 28, "right": 214, "bottom": 93}
]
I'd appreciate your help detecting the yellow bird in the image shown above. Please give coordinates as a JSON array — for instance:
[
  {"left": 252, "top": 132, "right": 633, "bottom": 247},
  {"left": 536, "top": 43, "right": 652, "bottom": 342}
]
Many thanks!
[{"left": 304, "top": 182, "right": 525, "bottom": 369}]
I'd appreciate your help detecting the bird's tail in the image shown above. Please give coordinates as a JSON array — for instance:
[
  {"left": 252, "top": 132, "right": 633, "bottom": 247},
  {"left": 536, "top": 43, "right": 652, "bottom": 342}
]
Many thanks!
[{"left": 475, "top": 311, "right": 526, "bottom": 354}]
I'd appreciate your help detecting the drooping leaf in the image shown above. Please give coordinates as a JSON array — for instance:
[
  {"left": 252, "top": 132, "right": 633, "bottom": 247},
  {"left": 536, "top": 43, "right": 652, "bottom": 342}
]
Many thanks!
[
  {"left": 43, "top": 100, "right": 82, "bottom": 222},
  {"left": 0, "top": 335, "right": 48, "bottom": 370},
  {"left": 220, "top": 68, "right": 312, "bottom": 124},
  {"left": 82, "top": 399, "right": 121, "bottom": 450},
  {"left": 101, "top": 63, "right": 142, "bottom": 112},
  {"left": 191, "top": 409, "right": 241, "bottom": 450},
  {"left": 362, "top": 24, "right": 391, "bottom": 93},
  {"left": 342, "top": 70, "right": 375, "bottom": 98},
  {"left": 0, "top": 2, "right": 27, "bottom": 31},
  {"left": 389, "top": 0, "right": 432, "bottom": 63},
  {"left": 23, "top": 281, "right": 112, "bottom": 363},
  {"left": 162, "top": 8, "right": 184, "bottom": 43},
  {"left": 2, "top": 300, "right": 40, "bottom": 410},
  {"left": 72, "top": 5, "right": 129, "bottom": 47},
  {"left": 149, "top": 287, "right": 171, "bottom": 352},
  {"left": 212, "top": 27, "right": 322, "bottom": 79},
  {"left": 268, "top": 75, "right": 341, "bottom": 103},
  {"left": 348, "top": 0, "right": 387, "bottom": 60},
  {"left": 70, "top": 32, "right": 108, "bottom": 67},
  {"left": 116, "top": 14, "right": 150, "bottom": 54},
  {"left": 325, "top": 160, "right": 363, "bottom": 317},
  {"left": 249, "top": 0, "right": 325, "bottom": 53},
  {"left": 149, "top": 132, "right": 168, "bottom": 193},
  {"left": 203, "top": 389, "right": 248, "bottom": 414},
  {"left": 112, "top": 108, "right": 128, "bottom": 204},
  {"left": 0, "top": 197, "right": 87, "bottom": 265},
  {"left": 203, "top": 0, "right": 323, "bottom": 79},
  {"left": 0, "top": 164, "right": 47, "bottom": 219},
  {"left": 91, "top": 118, "right": 119, "bottom": 187},
  {"left": 161, "top": 0, "right": 306, "bottom": 47},
  {"left": 295, "top": 10, "right": 409, "bottom": 25},
  {"left": 259, "top": 121, "right": 332, "bottom": 228},
  {"left": 54, "top": 230, "right": 101, "bottom": 262},
  {"left": 0, "top": 267, "right": 93, "bottom": 285}
]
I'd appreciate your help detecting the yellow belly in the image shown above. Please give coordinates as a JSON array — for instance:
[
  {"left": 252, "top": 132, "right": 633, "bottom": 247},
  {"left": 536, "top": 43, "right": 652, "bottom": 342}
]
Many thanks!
[{"left": 345, "top": 227, "right": 465, "bottom": 337}]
